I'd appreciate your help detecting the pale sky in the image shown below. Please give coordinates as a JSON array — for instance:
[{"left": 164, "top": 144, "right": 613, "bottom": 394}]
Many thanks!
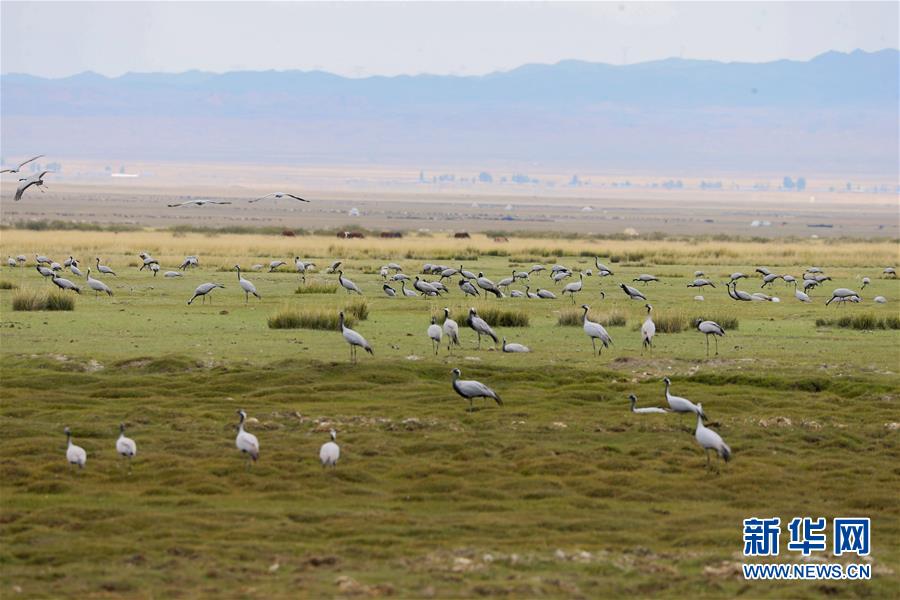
[{"left": 2, "top": 1, "right": 897, "bottom": 78}]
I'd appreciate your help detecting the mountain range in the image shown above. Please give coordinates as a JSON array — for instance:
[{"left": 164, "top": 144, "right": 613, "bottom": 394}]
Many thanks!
[{"left": 2, "top": 49, "right": 897, "bottom": 175}]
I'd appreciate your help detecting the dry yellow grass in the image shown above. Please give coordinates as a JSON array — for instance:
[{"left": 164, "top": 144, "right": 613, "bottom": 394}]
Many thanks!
[{"left": 1, "top": 230, "right": 897, "bottom": 268}]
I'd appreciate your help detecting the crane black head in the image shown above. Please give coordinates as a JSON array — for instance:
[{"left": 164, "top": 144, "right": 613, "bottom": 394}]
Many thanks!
[
  {"left": 451, "top": 368, "right": 461, "bottom": 377},
  {"left": 119, "top": 423, "right": 126, "bottom": 433},
  {"left": 663, "top": 377, "right": 672, "bottom": 385}
]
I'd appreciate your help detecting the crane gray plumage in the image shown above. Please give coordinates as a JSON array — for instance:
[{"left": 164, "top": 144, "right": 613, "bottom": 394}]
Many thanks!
[
  {"left": 755, "top": 267, "right": 771, "bottom": 276},
  {"left": 696, "top": 318, "right": 725, "bottom": 356},
  {"left": 861, "top": 277, "right": 870, "bottom": 289},
  {"left": 36, "top": 264, "right": 54, "bottom": 280},
  {"left": 633, "top": 274, "right": 659, "bottom": 284},
  {"left": 641, "top": 304, "right": 655, "bottom": 353},
  {"left": 529, "top": 264, "right": 546, "bottom": 274},
  {"left": 458, "top": 279, "right": 480, "bottom": 297},
  {"left": 339, "top": 311, "right": 373, "bottom": 362},
  {"left": 268, "top": 260, "right": 286, "bottom": 272},
  {"left": 760, "top": 273, "right": 782, "bottom": 288},
  {"left": 50, "top": 261, "right": 63, "bottom": 271},
  {"left": 510, "top": 290, "right": 524, "bottom": 298},
  {"left": 187, "top": 282, "right": 225, "bottom": 305},
  {"left": 235, "top": 265, "right": 260, "bottom": 302},
  {"left": 400, "top": 281, "right": 417, "bottom": 297},
  {"left": 594, "top": 258, "right": 614, "bottom": 275},
  {"left": 536, "top": 288, "right": 556, "bottom": 299},
  {"left": 581, "top": 304, "right": 612, "bottom": 356},
  {"left": 326, "top": 260, "right": 342, "bottom": 274},
  {"left": 695, "top": 403, "right": 731, "bottom": 468},
  {"left": 884, "top": 267, "right": 896, "bottom": 278},
  {"left": 414, "top": 276, "right": 440, "bottom": 296},
  {"left": 439, "top": 267, "right": 459, "bottom": 280},
  {"left": 727, "top": 282, "right": 753, "bottom": 301},
  {"left": 250, "top": 192, "right": 309, "bottom": 203},
  {"left": 497, "top": 271, "right": 516, "bottom": 289},
  {"left": 442, "top": 307, "right": 460, "bottom": 353},
  {"left": 391, "top": 273, "right": 410, "bottom": 282},
  {"left": 163, "top": 271, "right": 183, "bottom": 278},
  {"left": 14, "top": 170, "right": 50, "bottom": 201},
  {"left": 1, "top": 154, "right": 44, "bottom": 174},
  {"left": 451, "top": 368, "right": 502, "bottom": 411},
  {"left": 629, "top": 394, "right": 669, "bottom": 414},
  {"left": 6, "top": 256, "right": 16, "bottom": 267},
  {"left": 95, "top": 258, "right": 116, "bottom": 276},
  {"left": 427, "top": 316, "right": 443, "bottom": 355},
  {"left": 35, "top": 254, "right": 51, "bottom": 265},
  {"left": 620, "top": 283, "right": 647, "bottom": 301},
  {"left": 561, "top": 273, "right": 585, "bottom": 303},
  {"left": 383, "top": 283, "right": 396, "bottom": 297},
  {"left": 663, "top": 377, "right": 706, "bottom": 419},
  {"left": 825, "top": 288, "right": 859, "bottom": 306},
  {"left": 688, "top": 278, "right": 716, "bottom": 289},
  {"left": 502, "top": 338, "right": 530, "bottom": 353},
  {"left": 69, "top": 264, "right": 84, "bottom": 277},
  {"left": 476, "top": 273, "right": 504, "bottom": 298},
  {"left": 51, "top": 273, "right": 81, "bottom": 294},
  {"left": 458, "top": 266, "right": 477, "bottom": 280},
  {"left": 467, "top": 308, "right": 498, "bottom": 349},
  {"left": 794, "top": 288, "right": 811, "bottom": 303},
  {"left": 85, "top": 268, "right": 113, "bottom": 296},
  {"left": 180, "top": 256, "right": 200, "bottom": 270},
  {"left": 525, "top": 286, "right": 540, "bottom": 299},
  {"left": 338, "top": 271, "right": 362, "bottom": 295},
  {"left": 552, "top": 270, "right": 573, "bottom": 283}
]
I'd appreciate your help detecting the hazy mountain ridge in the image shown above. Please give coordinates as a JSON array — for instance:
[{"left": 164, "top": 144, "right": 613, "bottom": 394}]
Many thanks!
[{"left": 1, "top": 50, "right": 897, "bottom": 174}]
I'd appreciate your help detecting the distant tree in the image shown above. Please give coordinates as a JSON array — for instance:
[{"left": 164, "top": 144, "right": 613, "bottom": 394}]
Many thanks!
[
  {"left": 783, "top": 176, "right": 794, "bottom": 190},
  {"left": 796, "top": 177, "right": 806, "bottom": 191},
  {"left": 569, "top": 174, "right": 581, "bottom": 186},
  {"left": 478, "top": 171, "right": 493, "bottom": 183},
  {"left": 511, "top": 174, "right": 530, "bottom": 184}
]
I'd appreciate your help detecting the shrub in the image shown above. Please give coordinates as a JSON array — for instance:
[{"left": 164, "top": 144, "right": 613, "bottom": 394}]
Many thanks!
[
  {"left": 294, "top": 280, "right": 338, "bottom": 294},
  {"left": 692, "top": 313, "right": 739, "bottom": 330},
  {"left": 653, "top": 310, "right": 687, "bottom": 333},
  {"left": 268, "top": 308, "right": 356, "bottom": 330},
  {"left": 344, "top": 298, "right": 369, "bottom": 321},
  {"left": 558, "top": 308, "right": 624, "bottom": 327},
  {"left": 456, "top": 307, "right": 529, "bottom": 327},
  {"left": 0, "top": 280, "right": 17, "bottom": 290},
  {"left": 12, "top": 290, "right": 75, "bottom": 311},
  {"left": 816, "top": 314, "right": 900, "bottom": 330}
]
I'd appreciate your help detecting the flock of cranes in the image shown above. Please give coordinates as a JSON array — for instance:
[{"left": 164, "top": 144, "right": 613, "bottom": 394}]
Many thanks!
[
  {"left": 64, "top": 412, "right": 340, "bottom": 471},
  {"left": 18, "top": 252, "right": 890, "bottom": 474}
]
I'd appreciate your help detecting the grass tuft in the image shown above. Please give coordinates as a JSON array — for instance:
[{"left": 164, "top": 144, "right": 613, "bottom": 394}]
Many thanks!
[
  {"left": 816, "top": 314, "right": 900, "bottom": 330},
  {"left": 558, "top": 308, "right": 625, "bottom": 327},
  {"left": 344, "top": 298, "right": 369, "bottom": 321},
  {"left": 268, "top": 308, "right": 357, "bottom": 330},
  {"left": 12, "top": 289, "right": 76, "bottom": 311},
  {"left": 294, "top": 279, "right": 339, "bottom": 294},
  {"left": 456, "top": 307, "right": 529, "bottom": 327},
  {"left": 0, "top": 280, "right": 18, "bottom": 290}
]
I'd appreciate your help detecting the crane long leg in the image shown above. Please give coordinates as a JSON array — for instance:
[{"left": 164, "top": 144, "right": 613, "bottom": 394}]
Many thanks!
[
  {"left": 715, "top": 336, "right": 719, "bottom": 355},
  {"left": 706, "top": 449, "right": 711, "bottom": 468},
  {"left": 706, "top": 335, "right": 710, "bottom": 357},
  {"left": 591, "top": 338, "right": 597, "bottom": 356}
]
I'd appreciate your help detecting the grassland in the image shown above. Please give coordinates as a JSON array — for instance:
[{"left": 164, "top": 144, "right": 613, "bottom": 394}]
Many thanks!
[{"left": 1, "top": 230, "right": 899, "bottom": 598}]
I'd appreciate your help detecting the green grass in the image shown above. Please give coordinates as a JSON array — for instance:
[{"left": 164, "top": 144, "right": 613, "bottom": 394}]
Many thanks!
[
  {"left": 11, "top": 289, "right": 76, "bottom": 311},
  {"left": 0, "top": 242, "right": 899, "bottom": 597},
  {"left": 816, "top": 313, "right": 900, "bottom": 330},
  {"left": 268, "top": 307, "right": 355, "bottom": 330},
  {"left": 558, "top": 308, "right": 626, "bottom": 327},
  {"left": 294, "top": 279, "right": 339, "bottom": 294},
  {"left": 454, "top": 306, "right": 529, "bottom": 327}
]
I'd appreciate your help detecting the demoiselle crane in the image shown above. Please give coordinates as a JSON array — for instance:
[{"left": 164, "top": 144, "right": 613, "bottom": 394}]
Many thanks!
[
  {"left": 14, "top": 171, "right": 50, "bottom": 201},
  {"left": 338, "top": 271, "right": 362, "bottom": 295},
  {"left": 561, "top": 273, "right": 585, "bottom": 303},
  {"left": 1, "top": 154, "right": 44, "bottom": 174},
  {"left": 581, "top": 304, "right": 612, "bottom": 356},
  {"left": 620, "top": 283, "right": 647, "bottom": 301},
  {"left": 451, "top": 368, "right": 502, "bottom": 411},
  {"left": 458, "top": 279, "right": 480, "bottom": 297},
  {"left": 250, "top": 192, "right": 309, "bottom": 203},
  {"left": 476, "top": 273, "right": 503, "bottom": 298},
  {"left": 234, "top": 265, "right": 260, "bottom": 302},
  {"left": 663, "top": 377, "right": 706, "bottom": 420},
  {"left": 50, "top": 273, "right": 81, "bottom": 294},
  {"left": 641, "top": 304, "right": 655, "bottom": 354},
  {"left": 633, "top": 274, "right": 659, "bottom": 284},
  {"left": 319, "top": 430, "right": 340, "bottom": 467},
  {"left": 235, "top": 409, "right": 259, "bottom": 466},
  {"left": 339, "top": 311, "right": 373, "bottom": 362},
  {"left": 95, "top": 258, "right": 116, "bottom": 276},
  {"left": 116, "top": 424, "right": 137, "bottom": 467},
  {"left": 187, "top": 282, "right": 225, "bottom": 305},
  {"left": 85, "top": 268, "right": 113, "bottom": 296},
  {"left": 629, "top": 394, "right": 669, "bottom": 414},
  {"left": 467, "top": 308, "right": 498, "bottom": 349},
  {"left": 167, "top": 199, "right": 232, "bottom": 207},
  {"left": 696, "top": 318, "right": 725, "bottom": 356},
  {"left": 694, "top": 404, "right": 731, "bottom": 469},
  {"left": 65, "top": 427, "right": 87, "bottom": 469},
  {"left": 825, "top": 288, "right": 859, "bottom": 306},
  {"left": 427, "top": 316, "right": 443, "bottom": 355},
  {"left": 401, "top": 281, "right": 418, "bottom": 297},
  {"left": 442, "top": 308, "right": 460, "bottom": 353},
  {"left": 382, "top": 283, "right": 396, "bottom": 297},
  {"left": 502, "top": 338, "right": 530, "bottom": 353},
  {"left": 688, "top": 278, "right": 716, "bottom": 289}
]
